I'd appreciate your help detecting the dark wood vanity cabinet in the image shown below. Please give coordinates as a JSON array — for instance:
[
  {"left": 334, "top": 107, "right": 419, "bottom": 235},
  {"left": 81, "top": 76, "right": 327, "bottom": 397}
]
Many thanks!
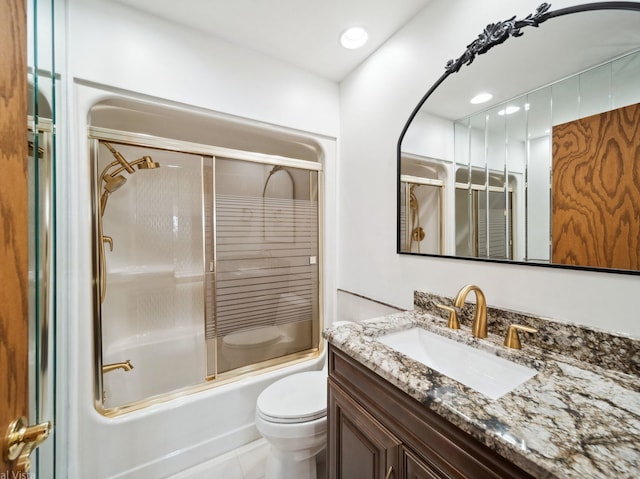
[
  {"left": 402, "top": 447, "right": 443, "bottom": 479},
  {"left": 329, "top": 382, "right": 401, "bottom": 479},
  {"left": 327, "top": 345, "right": 535, "bottom": 479}
]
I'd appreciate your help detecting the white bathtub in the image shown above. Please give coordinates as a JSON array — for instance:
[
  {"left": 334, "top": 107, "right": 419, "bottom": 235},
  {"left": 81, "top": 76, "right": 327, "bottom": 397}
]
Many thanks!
[
  {"left": 77, "top": 328, "right": 324, "bottom": 479},
  {"left": 102, "top": 329, "right": 206, "bottom": 409}
]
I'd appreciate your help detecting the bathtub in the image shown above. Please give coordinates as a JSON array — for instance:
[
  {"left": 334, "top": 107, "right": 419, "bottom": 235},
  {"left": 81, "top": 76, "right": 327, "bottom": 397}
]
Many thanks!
[
  {"left": 102, "top": 329, "right": 207, "bottom": 409},
  {"left": 78, "top": 328, "right": 324, "bottom": 478}
]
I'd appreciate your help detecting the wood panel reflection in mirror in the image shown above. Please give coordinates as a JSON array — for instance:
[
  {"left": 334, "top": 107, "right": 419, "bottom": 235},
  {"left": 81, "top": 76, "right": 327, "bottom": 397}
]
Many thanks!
[
  {"left": 552, "top": 102, "right": 640, "bottom": 269},
  {"left": 397, "top": 2, "right": 640, "bottom": 274}
]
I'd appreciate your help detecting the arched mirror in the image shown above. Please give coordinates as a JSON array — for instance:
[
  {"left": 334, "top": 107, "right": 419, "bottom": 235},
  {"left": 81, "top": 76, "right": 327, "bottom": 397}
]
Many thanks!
[{"left": 398, "top": 2, "right": 640, "bottom": 273}]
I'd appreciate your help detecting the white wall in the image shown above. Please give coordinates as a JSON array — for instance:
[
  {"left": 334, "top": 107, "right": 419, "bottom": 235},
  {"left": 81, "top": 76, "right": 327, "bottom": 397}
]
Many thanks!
[
  {"left": 69, "top": 0, "right": 339, "bottom": 138},
  {"left": 402, "top": 111, "right": 453, "bottom": 160},
  {"left": 60, "top": 0, "right": 339, "bottom": 477},
  {"left": 338, "top": 0, "right": 640, "bottom": 338},
  {"left": 336, "top": 290, "right": 403, "bottom": 323}
]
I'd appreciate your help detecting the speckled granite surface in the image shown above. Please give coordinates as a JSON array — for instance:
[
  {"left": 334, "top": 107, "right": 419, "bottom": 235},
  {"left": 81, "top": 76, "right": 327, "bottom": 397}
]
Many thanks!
[
  {"left": 324, "top": 308, "right": 640, "bottom": 479},
  {"left": 415, "top": 290, "right": 640, "bottom": 377}
]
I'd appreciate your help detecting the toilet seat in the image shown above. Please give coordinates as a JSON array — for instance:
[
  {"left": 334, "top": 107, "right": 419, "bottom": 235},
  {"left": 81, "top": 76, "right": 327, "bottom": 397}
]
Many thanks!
[{"left": 257, "top": 371, "right": 327, "bottom": 424}]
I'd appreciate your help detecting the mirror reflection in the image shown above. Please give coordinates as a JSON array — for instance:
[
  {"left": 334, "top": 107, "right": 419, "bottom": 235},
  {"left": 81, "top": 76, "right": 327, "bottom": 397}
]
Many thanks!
[{"left": 398, "top": 4, "right": 640, "bottom": 272}]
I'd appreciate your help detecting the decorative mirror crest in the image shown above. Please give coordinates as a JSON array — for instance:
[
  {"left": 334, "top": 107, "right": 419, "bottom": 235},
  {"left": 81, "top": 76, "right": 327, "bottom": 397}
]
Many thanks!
[{"left": 445, "top": 3, "right": 552, "bottom": 74}]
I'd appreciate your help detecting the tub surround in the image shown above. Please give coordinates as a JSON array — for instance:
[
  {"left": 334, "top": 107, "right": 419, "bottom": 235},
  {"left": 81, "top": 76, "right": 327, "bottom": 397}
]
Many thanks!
[{"left": 323, "top": 292, "right": 640, "bottom": 478}]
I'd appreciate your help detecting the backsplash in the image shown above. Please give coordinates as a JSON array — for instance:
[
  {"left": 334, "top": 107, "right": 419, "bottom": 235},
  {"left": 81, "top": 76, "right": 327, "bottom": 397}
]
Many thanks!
[{"left": 414, "top": 290, "right": 640, "bottom": 377}]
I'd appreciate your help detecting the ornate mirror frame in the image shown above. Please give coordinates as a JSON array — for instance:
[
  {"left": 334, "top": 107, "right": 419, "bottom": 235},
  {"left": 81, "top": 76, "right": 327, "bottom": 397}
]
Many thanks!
[{"left": 397, "top": 1, "right": 640, "bottom": 275}]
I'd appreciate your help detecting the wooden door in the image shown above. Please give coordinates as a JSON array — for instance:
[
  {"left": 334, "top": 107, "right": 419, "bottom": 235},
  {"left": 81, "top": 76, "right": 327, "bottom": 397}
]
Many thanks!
[
  {"left": 328, "top": 379, "right": 401, "bottom": 479},
  {"left": 0, "top": 0, "right": 29, "bottom": 474},
  {"left": 552, "top": 103, "right": 640, "bottom": 269}
]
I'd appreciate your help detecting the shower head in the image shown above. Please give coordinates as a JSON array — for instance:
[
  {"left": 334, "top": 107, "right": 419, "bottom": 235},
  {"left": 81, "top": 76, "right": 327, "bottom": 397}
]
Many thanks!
[
  {"left": 103, "top": 142, "right": 135, "bottom": 174},
  {"left": 103, "top": 173, "right": 127, "bottom": 193},
  {"left": 136, "top": 156, "right": 160, "bottom": 170},
  {"left": 98, "top": 151, "right": 158, "bottom": 216}
]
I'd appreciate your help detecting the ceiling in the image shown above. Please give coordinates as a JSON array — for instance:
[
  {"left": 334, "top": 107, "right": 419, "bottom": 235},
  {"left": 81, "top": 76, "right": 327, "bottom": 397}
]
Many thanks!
[
  {"left": 112, "top": 0, "right": 432, "bottom": 82},
  {"left": 419, "top": 9, "right": 640, "bottom": 122}
]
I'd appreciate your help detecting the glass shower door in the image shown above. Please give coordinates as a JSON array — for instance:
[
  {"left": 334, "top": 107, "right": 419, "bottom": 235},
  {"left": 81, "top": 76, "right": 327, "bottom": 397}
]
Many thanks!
[
  {"left": 91, "top": 135, "right": 322, "bottom": 411},
  {"left": 96, "top": 141, "right": 210, "bottom": 410},
  {"left": 208, "top": 159, "right": 320, "bottom": 376},
  {"left": 400, "top": 180, "right": 442, "bottom": 254},
  {"left": 17, "top": 0, "right": 59, "bottom": 472},
  {"left": 27, "top": 123, "right": 56, "bottom": 477}
]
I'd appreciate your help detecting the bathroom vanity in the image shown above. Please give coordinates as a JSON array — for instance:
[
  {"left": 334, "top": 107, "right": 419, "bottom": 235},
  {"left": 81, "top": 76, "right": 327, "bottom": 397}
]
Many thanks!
[
  {"left": 328, "top": 347, "right": 533, "bottom": 478},
  {"left": 324, "top": 292, "right": 640, "bottom": 479}
]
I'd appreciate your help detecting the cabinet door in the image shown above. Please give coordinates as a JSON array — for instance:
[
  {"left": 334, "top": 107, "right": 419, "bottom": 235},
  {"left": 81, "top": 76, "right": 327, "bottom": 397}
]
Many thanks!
[
  {"left": 328, "top": 380, "right": 401, "bottom": 479},
  {"left": 401, "top": 447, "right": 444, "bottom": 479}
]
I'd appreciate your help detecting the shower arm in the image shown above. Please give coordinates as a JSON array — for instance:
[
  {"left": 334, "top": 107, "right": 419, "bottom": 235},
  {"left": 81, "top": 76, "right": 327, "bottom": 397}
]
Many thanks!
[
  {"left": 100, "top": 156, "right": 158, "bottom": 186},
  {"left": 98, "top": 156, "right": 156, "bottom": 215},
  {"left": 103, "top": 141, "right": 135, "bottom": 174}
]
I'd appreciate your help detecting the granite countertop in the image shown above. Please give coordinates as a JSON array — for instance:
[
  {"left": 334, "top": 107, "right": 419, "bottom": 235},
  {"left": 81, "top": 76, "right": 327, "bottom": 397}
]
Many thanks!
[{"left": 323, "top": 305, "right": 640, "bottom": 479}]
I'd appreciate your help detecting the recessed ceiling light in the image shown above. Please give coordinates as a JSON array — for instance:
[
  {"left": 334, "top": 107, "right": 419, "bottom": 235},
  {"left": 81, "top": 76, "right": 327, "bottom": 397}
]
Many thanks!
[
  {"left": 340, "top": 27, "right": 368, "bottom": 50},
  {"left": 470, "top": 93, "right": 493, "bottom": 104},
  {"left": 498, "top": 105, "right": 521, "bottom": 116}
]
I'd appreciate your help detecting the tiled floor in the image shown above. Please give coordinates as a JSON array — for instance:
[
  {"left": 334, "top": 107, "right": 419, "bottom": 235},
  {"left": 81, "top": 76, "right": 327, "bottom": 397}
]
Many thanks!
[
  {"left": 170, "top": 438, "right": 326, "bottom": 479},
  {"left": 170, "top": 439, "right": 270, "bottom": 479}
]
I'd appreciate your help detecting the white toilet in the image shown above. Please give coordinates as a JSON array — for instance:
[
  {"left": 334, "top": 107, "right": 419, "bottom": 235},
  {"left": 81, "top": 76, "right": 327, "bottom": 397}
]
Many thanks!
[
  {"left": 221, "top": 325, "right": 284, "bottom": 367},
  {"left": 255, "top": 370, "right": 327, "bottom": 479}
]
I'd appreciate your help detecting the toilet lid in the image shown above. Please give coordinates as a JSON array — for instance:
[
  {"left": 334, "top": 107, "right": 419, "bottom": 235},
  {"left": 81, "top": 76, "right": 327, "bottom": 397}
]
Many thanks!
[{"left": 257, "top": 371, "right": 327, "bottom": 424}]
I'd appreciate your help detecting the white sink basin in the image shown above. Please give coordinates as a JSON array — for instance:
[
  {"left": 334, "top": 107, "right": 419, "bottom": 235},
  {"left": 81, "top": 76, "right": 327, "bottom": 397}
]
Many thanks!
[{"left": 376, "top": 327, "right": 537, "bottom": 400}]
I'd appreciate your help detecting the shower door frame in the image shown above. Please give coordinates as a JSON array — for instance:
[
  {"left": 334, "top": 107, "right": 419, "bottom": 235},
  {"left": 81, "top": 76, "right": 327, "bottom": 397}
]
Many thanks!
[
  {"left": 454, "top": 182, "right": 515, "bottom": 260},
  {"left": 400, "top": 174, "right": 444, "bottom": 255},
  {"left": 88, "top": 127, "right": 324, "bottom": 416},
  {"left": 29, "top": 118, "right": 57, "bottom": 476}
]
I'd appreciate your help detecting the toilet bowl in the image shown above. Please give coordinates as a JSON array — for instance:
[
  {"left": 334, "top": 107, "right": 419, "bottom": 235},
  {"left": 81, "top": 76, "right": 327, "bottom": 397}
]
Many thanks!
[
  {"left": 221, "top": 325, "right": 283, "bottom": 368},
  {"left": 255, "top": 370, "right": 327, "bottom": 479},
  {"left": 220, "top": 293, "right": 312, "bottom": 369}
]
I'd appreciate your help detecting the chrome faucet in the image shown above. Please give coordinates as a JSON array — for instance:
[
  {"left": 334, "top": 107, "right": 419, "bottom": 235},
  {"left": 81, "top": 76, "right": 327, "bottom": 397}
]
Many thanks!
[{"left": 454, "top": 284, "right": 488, "bottom": 339}]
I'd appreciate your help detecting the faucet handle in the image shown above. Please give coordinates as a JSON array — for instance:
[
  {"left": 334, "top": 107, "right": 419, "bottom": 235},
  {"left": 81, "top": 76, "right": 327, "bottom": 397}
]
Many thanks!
[
  {"left": 435, "top": 304, "right": 460, "bottom": 330},
  {"left": 504, "top": 324, "right": 537, "bottom": 349}
]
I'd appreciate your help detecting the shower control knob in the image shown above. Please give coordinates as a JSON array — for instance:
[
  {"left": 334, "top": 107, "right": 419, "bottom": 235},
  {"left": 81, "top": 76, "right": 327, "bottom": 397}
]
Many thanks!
[{"left": 411, "top": 227, "right": 425, "bottom": 242}]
